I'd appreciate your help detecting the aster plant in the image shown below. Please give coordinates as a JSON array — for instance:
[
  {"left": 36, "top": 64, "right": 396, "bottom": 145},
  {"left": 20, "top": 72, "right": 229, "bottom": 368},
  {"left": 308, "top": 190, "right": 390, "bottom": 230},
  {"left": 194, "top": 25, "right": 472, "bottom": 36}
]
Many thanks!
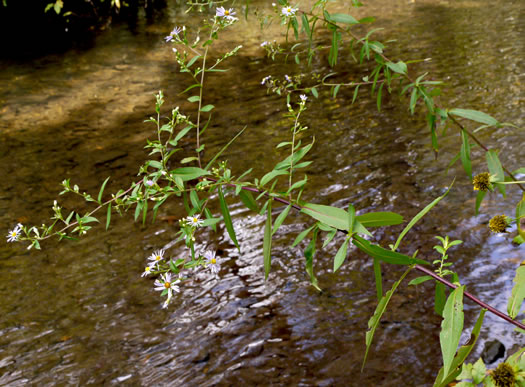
[{"left": 6, "top": 0, "right": 525, "bottom": 384}]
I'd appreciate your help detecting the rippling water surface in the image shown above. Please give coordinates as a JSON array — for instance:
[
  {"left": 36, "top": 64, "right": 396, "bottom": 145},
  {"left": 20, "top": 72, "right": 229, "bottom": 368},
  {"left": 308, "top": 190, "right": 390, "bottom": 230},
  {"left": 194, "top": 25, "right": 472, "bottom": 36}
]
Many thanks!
[{"left": 0, "top": 0, "right": 524, "bottom": 385}]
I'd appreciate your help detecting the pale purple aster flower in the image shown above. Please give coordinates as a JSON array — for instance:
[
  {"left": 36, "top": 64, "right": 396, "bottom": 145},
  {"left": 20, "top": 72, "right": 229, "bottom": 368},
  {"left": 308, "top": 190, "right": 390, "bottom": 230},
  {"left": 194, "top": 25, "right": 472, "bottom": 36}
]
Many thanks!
[
  {"left": 216, "top": 7, "right": 237, "bottom": 20},
  {"left": 261, "top": 75, "right": 272, "bottom": 85},
  {"left": 300, "top": 94, "right": 307, "bottom": 102},
  {"left": 285, "top": 74, "right": 292, "bottom": 82},
  {"left": 282, "top": 6, "right": 298, "bottom": 17},
  {"left": 260, "top": 41, "right": 269, "bottom": 47},
  {"left": 145, "top": 179, "right": 154, "bottom": 187}
]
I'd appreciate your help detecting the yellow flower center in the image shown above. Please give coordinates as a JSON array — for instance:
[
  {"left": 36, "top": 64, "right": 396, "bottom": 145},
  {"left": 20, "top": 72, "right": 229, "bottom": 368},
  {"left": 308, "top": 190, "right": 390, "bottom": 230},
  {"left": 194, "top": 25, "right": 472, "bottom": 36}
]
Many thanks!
[
  {"left": 145, "top": 267, "right": 151, "bottom": 272},
  {"left": 211, "top": 258, "right": 216, "bottom": 264},
  {"left": 164, "top": 282, "right": 171, "bottom": 289},
  {"left": 225, "top": 10, "right": 230, "bottom": 15},
  {"left": 11, "top": 232, "right": 17, "bottom": 237},
  {"left": 287, "top": 7, "right": 292, "bottom": 12},
  {"left": 155, "top": 255, "right": 161, "bottom": 261}
]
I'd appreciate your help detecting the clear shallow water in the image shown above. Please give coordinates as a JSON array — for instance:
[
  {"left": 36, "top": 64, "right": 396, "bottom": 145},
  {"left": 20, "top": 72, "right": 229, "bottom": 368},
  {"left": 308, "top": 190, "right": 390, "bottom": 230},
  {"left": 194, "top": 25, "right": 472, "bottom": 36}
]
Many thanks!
[{"left": 0, "top": 0, "right": 524, "bottom": 385}]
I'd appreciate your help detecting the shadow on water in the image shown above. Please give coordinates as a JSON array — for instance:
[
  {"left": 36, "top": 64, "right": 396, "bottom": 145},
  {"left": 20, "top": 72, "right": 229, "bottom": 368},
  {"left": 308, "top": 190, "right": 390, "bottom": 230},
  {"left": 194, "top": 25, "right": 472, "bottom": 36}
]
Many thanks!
[{"left": 0, "top": 0, "right": 524, "bottom": 385}]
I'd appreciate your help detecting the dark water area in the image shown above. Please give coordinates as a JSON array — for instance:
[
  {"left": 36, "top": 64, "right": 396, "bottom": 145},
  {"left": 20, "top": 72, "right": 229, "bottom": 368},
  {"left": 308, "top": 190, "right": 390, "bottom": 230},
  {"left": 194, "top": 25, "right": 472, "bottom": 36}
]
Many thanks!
[{"left": 0, "top": 0, "right": 524, "bottom": 385}]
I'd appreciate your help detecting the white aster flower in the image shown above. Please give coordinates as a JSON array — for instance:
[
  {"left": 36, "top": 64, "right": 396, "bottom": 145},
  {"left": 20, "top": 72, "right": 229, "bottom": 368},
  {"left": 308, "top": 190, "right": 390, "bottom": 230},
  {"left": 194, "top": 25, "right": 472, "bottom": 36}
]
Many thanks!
[
  {"left": 145, "top": 179, "right": 154, "bottom": 187},
  {"left": 6, "top": 223, "right": 22, "bottom": 243},
  {"left": 216, "top": 7, "right": 237, "bottom": 20},
  {"left": 154, "top": 272, "right": 180, "bottom": 300},
  {"left": 300, "top": 94, "right": 307, "bottom": 102},
  {"left": 260, "top": 41, "right": 269, "bottom": 47},
  {"left": 204, "top": 250, "right": 221, "bottom": 275},
  {"left": 285, "top": 74, "right": 292, "bottom": 82},
  {"left": 148, "top": 249, "right": 165, "bottom": 267},
  {"left": 141, "top": 266, "right": 153, "bottom": 277},
  {"left": 282, "top": 5, "right": 298, "bottom": 17},
  {"left": 186, "top": 215, "right": 204, "bottom": 228}
]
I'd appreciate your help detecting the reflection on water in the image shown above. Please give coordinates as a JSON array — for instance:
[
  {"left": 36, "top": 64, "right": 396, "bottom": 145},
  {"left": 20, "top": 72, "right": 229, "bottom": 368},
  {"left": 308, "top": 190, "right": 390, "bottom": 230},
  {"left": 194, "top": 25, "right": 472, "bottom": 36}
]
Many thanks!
[{"left": 0, "top": 0, "right": 524, "bottom": 385}]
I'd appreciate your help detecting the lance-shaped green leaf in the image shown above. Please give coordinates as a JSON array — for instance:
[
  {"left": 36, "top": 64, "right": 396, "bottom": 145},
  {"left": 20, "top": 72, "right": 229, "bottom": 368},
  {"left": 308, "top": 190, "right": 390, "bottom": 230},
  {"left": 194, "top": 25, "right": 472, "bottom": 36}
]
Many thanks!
[
  {"left": 272, "top": 204, "right": 292, "bottom": 235},
  {"left": 98, "top": 177, "right": 110, "bottom": 204},
  {"left": 292, "top": 225, "right": 315, "bottom": 247},
  {"left": 435, "top": 282, "right": 446, "bottom": 316},
  {"left": 362, "top": 267, "right": 412, "bottom": 370},
  {"left": 386, "top": 60, "right": 407, "bottom": 75},
  {"left": 440, "top": 286, "right": 465, "bottom": 380},
  {"left": 433, "top": 309, "right": 486, "bottom": 387},
  {"left": 238, "top": 190, "right": 259, "bottom": 212},
  {"left": 449, "top": 108, "right": 498, "bottom": 126},
  {"left": 460, "top": 130, "right": 472, "bottom": 180},
  {"left": 353, "top": 235, "right": 429, "bottom": 266},
  {"left": 486, "top": 150, "right": 506, "bottom": 197},
  {"left": 330, "top": 12, "right": 359, "bottom": 24},
  {"left": 356, "top": 211, "right": 404, "bottom": 227},
  {"left": 475, "top": 190, "right": 487, "bottom": 215},
  {"left": 218, "top": 187, "right": 240, "bottom": 251},
  {"left": 304, "top": 228, "right": 321, "bottom": 291},
  {"left": 263, "top": 200, "right": 272, "bottom": 279},
  {"left": 517, "top": 195, "right": 525, "bottom": 241},
  {"left": 274, "top": 140, "right": 314, "bottom": 170},
  {"left": 260, "top": 169, "right": 288, "bottom": 186},
  {"left": 393, "top": 186, "right": 451, "bottom": 251},
  {"left": 106, "top": 204, "right": 112, "bottom": 230},
  {"left": 171, "top": 167, "right": 209, "bottom": 181},
  {"left": 486, "top": 150, "right": 505, "bottom": 182},
  {"left": 333, "top": 238, "right": 349, "bottom": 272},
  {"left": 508, "top": 266, "right": 525, "bottom": 319},
  {"left": 301, "top": 203, "right": 349, "bottom": 230}
]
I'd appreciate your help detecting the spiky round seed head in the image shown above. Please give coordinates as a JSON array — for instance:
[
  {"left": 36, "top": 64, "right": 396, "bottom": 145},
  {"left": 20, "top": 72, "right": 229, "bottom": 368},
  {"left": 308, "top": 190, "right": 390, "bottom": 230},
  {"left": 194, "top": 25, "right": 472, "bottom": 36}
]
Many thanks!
[
  {"left": 489, "top": 215, "right": 509, "bottom": 233},
  {"left": 473, "top": 172, "right": 492, "bottom": 191}
]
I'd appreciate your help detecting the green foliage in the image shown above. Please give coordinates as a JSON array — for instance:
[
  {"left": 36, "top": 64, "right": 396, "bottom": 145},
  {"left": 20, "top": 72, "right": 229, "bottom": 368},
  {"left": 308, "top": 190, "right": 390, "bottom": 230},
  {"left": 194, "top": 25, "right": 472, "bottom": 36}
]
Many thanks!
[{"left": 7, "top": 0, "right": 525, "bottom": 384}]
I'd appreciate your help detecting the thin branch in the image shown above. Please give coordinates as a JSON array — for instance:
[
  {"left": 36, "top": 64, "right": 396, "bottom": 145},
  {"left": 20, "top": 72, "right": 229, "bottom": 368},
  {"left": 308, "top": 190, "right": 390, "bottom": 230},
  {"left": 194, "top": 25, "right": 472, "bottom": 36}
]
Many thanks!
[{"left": 207, "top": 177, "right": 524, "bottom": 330}]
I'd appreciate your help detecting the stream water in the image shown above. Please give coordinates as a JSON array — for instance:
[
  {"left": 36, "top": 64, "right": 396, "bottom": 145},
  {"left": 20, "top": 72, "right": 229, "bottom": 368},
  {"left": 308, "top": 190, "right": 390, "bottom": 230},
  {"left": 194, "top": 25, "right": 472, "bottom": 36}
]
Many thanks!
[{"left": 0, "top": 0, "right": 524, "bottom": 385}]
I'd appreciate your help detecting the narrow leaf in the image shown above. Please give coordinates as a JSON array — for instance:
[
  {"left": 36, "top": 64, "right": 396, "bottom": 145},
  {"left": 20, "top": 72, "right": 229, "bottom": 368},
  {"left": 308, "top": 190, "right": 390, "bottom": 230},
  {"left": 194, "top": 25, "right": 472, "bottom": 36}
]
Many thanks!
[
  {"left": 433, "top": 309, "right": 486, "bottom": 387},
  {"left": 353, "top": 235, "right": 429, "bottom": 266},
  {"left": 272, "top": 204, "right": 292, "bottom": 235},
  {"left": 333, "top": 238, "right": 349, "bottom": 272},
  {"left": 218, "top": 186, "right": 240, "bottom": 251},
  {"left": 98, "top": 177, "right": 110, "bottom": 203},
  {"left": 263, "top": 200, "right": 272, "bottom": 279},
  {"left": 507, "top": 266, "right": 525, "bottom": 319},
  {"left": 393, "top": 186, "right": 451, "bottom": 251},
  {"left": 106, "top": 204, "right": 111, "bottom": 230},
  {"left": 362, "top": 267, "right": 412, "bottom": 369},
  {"left": 449, "top": 108, "right": 498, "bottom": 126},
  {"left": 238, "top": 190, "right": 259, "bottom": 212},
  {"left": 304, "top": 229, "right": 321, "bottom": 291},
  {"left": 171, "top": 167, "right": 209, "bottom": 181},
  {"left": 356, "top": 211, "right": 404, "bottom": 227},
  {"left": 440, "top": 286, "right": 465, "bottom": 379}
]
